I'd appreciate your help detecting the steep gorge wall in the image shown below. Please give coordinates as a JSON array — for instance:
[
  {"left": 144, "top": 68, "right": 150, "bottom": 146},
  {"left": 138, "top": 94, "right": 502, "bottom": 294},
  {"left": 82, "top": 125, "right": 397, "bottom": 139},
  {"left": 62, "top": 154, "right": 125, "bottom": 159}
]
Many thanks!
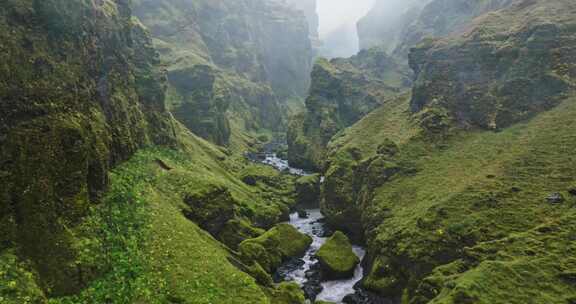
[
  {"left": 0, "top": 0, "right": 176, "bottom": 295},
  {"left": 320, "top": 0, "right": 576, "bottom": 302},
  {"left": 133, "top": 0, "right": 315, "bottom": 145},
  {"left": 287, "top": 48, "right": 410, "bottom": 171}
]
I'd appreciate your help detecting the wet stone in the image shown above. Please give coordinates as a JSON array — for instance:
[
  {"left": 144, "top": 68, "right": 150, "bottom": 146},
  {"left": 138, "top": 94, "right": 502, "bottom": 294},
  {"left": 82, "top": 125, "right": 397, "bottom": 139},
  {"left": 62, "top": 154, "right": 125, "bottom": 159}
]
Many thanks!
[
  {"left": 274, "top": 258, "right": 306, "bottom": 283},
  {"left": 547, "top": 192, "right": 565, "bottom": 204}
]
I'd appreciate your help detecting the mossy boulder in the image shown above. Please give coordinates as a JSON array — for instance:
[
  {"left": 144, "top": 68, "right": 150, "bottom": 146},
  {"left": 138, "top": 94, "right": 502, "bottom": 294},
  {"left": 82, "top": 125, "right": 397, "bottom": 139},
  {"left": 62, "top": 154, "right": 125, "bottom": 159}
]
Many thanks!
[
  {"left": 218, "top": 219, "right": 266, "bottom": 250},
  {"left": 239, "top": 223, "right": 312, "bottom": 273},
  {"left": 316, "top": 231, "right": 359, "bottom": 280},
  {"left": 239, "top": 165, "right": 280, "bottom": 187},
  {"left": 295, "top": 174, "right": 321, "bottom": 207},
  {"left": 268, "top": 282, "right": 306, "bottom": 304},
  {"left": 182, "top": 184, "right": 236, "bottom": 236}
]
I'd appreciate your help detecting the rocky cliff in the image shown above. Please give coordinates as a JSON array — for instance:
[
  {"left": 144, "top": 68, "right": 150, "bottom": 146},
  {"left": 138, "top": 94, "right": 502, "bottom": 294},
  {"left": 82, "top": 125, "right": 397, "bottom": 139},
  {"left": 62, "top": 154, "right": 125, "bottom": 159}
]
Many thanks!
[
  {"left": 409, "top": 0, "right": 575, "bottom": 130},
  {"left": 133, "top": 0, "right": 315, "bottom": 145},
  {"left": 0, "top": 1, "right": 309, "bottom": 303},
  {"left": 282, "top": 0, "right": 320, "bottom": 54},
  {"left": 287, "top": 48, "right": 410, "bottom": 171},
  {"left": 358, "top": 0, "right": 517, "bottom": 61},
  {"left": 357, "top": 0, "right": 429, "bottom": 53},
  {"left": 320, "top": 0, "right": 576, "bottom": 302},
  {"left": 0, "top": 0, "right": 175, "bottom": 296}
]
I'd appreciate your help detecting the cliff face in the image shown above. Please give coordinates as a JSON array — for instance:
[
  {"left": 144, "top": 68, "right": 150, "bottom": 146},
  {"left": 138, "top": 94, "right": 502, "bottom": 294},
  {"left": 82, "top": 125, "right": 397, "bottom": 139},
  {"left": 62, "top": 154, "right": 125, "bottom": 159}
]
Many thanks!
[
  {"left": 282, "top": 0, "right": 320, "bottom": 54},
  {"left": 357, "top": 0, "right": 429, "bottom": 53},
  {"left": 0, "top": 0, "right": 175, "bottom": 295},
  {"left": 409, "top": 0, "right": 576, "bottom": 130},
  {"left": 358, "top": 0, "right": 516, "bottom": 60},
  {"left": 133, "top": 0, "right": 315, "bottom": 145},
  {"left": 320, "top": 0, "right": 576, "bottom": 302},
  {"left": 287, "top": 48, "right": 410, "bottom": 170}
]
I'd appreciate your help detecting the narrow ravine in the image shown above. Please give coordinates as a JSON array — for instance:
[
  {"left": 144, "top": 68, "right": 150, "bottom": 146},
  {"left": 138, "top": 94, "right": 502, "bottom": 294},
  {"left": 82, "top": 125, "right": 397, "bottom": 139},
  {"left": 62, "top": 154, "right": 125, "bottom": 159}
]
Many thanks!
[
  {"left": 285, "top": 210, "right": 366, "bottom": 303},
  {"left": 258, "top": 152, "right": 367, "bottom": 303}
]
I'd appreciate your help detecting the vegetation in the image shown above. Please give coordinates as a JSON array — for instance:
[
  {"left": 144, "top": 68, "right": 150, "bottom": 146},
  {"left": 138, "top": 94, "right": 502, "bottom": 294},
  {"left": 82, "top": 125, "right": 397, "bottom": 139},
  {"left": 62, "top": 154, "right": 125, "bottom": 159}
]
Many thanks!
[
  {"left": 239, "top": 224, "right": 313, "bottom": 273},
  {"left": 316, "top": 232, "right": 359, "bottom": 280},
  {"left": 287, "top": 48, "right": 410, "bottom": 170}
]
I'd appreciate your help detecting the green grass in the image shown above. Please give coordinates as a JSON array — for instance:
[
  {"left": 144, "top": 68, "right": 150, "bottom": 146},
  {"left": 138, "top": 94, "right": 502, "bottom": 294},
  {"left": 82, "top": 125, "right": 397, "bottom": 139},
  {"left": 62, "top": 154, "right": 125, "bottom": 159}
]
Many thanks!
[
  {"left": 44, "top": 124, "right": 301, "bottom": 303},
  {"left": 323, "top": 95, "right": 576, "bottom": 302}
]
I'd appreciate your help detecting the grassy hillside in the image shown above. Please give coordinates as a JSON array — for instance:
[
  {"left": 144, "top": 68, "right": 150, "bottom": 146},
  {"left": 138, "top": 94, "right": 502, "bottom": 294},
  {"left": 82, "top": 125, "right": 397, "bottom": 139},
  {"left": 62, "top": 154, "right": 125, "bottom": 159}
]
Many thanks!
[
  {"left": 322, "top": 93, "right": 576, "bottom": 302},
  {"left": 4, "top": 123, "right": 300, "bottom": 304}
]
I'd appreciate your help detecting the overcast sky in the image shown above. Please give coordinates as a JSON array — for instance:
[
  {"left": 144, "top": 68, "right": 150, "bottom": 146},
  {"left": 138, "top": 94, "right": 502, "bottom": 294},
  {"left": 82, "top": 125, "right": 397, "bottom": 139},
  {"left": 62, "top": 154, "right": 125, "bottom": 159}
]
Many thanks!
[{"left": 316, "top": 0, "right": 375, "bottom": 38}]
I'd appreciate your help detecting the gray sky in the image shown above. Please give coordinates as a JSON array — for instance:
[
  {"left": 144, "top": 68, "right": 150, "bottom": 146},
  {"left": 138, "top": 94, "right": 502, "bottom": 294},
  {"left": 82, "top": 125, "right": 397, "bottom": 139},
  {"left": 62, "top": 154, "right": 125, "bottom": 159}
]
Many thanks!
[{"left": 316, "top": 0, "right": 375, "bottom": 38}]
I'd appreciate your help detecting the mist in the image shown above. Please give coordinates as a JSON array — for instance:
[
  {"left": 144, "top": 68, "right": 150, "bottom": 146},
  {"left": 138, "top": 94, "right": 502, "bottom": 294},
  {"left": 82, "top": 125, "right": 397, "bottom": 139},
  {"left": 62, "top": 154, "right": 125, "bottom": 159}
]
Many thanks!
[{"left": 316, "top": 0, "right": 375, "bottom": 58}]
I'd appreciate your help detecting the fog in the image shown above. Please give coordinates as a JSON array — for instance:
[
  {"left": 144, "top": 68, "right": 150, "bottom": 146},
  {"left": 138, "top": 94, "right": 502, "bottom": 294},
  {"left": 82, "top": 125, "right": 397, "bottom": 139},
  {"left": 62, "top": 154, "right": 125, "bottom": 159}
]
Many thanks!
[{"left": 316, "top": 0, "right": 375, "bottom": 58}]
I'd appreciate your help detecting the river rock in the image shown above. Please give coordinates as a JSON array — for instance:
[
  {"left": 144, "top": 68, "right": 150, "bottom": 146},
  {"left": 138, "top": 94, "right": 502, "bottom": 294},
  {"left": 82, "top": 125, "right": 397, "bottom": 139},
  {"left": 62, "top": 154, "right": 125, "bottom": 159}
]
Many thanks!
[
  {"left": 274, "top": 258, "right": 306, "bottom": 282},
  {"left": 303, "top": 262, "right": 323, "bottom": 300},
  {"left": 316, "top": 231, "right": 360, "bottom": 280},
  {"left": 239, "top": 223, "right": 313, "bottom": 273},
  {"left": 547, "top": 192, "right": 565, "bottom": 204},
  {"left": 298, "top": 209, "right": 310, "bottom": 219}
]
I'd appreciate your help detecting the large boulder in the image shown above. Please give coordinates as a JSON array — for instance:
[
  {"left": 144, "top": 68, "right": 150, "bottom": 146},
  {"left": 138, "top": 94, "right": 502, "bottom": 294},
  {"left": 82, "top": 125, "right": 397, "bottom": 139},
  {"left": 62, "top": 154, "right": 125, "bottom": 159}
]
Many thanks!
[
  {"left": 218, "top": 219, "right": 265, "bottom": 250},
  {"left": 269, "top": 282, "right": 306, "bottom": 304},
  {"left": 316, "top": 231, "right": 360, "bottom": 280},
  {"left": 182, "top": 185, "right": 236, "bottom": 236},
  {"left": 295, "top": 174, "right": 321, "bottom": 207},
  {"left": 239, "top": 223, "right": 312, "bottom": 273}
]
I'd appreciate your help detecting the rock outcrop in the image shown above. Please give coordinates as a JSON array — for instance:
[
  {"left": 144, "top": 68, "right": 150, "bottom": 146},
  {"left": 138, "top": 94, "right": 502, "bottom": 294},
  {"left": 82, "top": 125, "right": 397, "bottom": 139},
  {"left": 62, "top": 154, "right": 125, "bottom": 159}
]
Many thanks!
[
  {"left": 287, "top": 48, "right": 410, "bottom": 171},
  {"left": 409, "top": 0, "right": 576, "bottom": 131},
  {"left": 295, "top": 174, "right": 321, "bottom": 207},
  {"left": 316, "top": 231, "right": 359, "bottom": 280},
  {"left": 357, "top": 0, "right": 430, "bottom": 53},
  {"left": 134, "top": 0, "right": 315, "bottom": 144},
  {"left": 0, "top": 0, "right": 175, "bottom": 295},
  {"left": 318, "top": 0, "right": 576, "bottom": 302},
  {"left": 239, "top": 223, "right": 312, "bottom": 273}
]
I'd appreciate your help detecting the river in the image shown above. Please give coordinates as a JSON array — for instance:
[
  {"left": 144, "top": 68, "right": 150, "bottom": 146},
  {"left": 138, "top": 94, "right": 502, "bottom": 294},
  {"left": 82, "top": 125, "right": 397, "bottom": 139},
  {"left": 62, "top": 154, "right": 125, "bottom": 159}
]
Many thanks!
[{"left": 258, "top": 153, "right": 367, "bottom": 303}]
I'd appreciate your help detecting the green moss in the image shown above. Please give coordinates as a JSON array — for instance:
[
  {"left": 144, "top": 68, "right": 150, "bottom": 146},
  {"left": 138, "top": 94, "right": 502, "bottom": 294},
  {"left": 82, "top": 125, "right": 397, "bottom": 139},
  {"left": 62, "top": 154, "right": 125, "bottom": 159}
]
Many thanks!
[
  {"left": 0, "top": 0, "right": 176, "bottom": 295},
  {"left": 295, "top": 174, "right": 321, "bottom": 207},
  {"left": 322, "top": 91, "right": 576, "bottom": 301},
  {"left": 219, "top": 219, "right": 266, "bottom": 250},
  {"left": 268, "top": 282, "right": 306, "bottom": 304},
  {"left": 46, "top": 129, "right": 279, "bottom": 303},
  {"left": 316, "top": 231, "right": 360, "bottom": 280},
  {"left": 288, "top": 49, "right": 410, "bottom": 170},
  {"left": 0, "top": 250, "right": 46, "bottom": 304},
  {"left": 239, "top": 224, "right": 312, "bottom": 273}
]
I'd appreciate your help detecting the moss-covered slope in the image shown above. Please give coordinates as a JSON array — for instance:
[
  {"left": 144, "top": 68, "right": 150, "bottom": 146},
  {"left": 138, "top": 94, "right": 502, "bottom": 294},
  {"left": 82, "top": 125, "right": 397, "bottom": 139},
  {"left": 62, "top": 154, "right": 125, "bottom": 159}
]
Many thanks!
[
  {"left": 0, "top": 0, "right": 176, "bottom": 295},
  {"left": 319, "top": 1, "right": 576, "bottom": 302},
  {"left": 44, "top": 124, "right": 302, "bottom": 303},
  {"left": 287, "top": 48, "right": 410, "bottom": 171},
  {"left": 133, "top": 0, "right": 315, "bottom": 145},
  {"left": 410, "top": 0, "right": 576, "bottom": 130},
  {"left": 0, "top": 1, "right": 304, "bottom": 302}
]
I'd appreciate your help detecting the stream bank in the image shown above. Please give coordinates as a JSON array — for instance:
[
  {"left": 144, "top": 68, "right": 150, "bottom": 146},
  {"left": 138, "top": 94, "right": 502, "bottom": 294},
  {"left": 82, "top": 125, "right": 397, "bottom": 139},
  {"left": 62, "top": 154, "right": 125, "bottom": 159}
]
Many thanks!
[{"left": 253, "top": 152, "right": 381, "bottom": 303}]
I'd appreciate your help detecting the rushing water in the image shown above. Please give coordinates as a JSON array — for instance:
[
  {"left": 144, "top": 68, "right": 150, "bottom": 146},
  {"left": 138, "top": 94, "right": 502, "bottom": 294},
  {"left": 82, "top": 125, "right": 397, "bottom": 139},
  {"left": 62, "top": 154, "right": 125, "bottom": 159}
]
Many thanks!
[
  {"left": 254, "top": 152, "right": 367, "bottom": 303},
  {"left": 260, "top": 153, "right": 309, "bottom": 176},
  {"left": 286, "top": 210, "right": 366, "bottom": 303}
]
